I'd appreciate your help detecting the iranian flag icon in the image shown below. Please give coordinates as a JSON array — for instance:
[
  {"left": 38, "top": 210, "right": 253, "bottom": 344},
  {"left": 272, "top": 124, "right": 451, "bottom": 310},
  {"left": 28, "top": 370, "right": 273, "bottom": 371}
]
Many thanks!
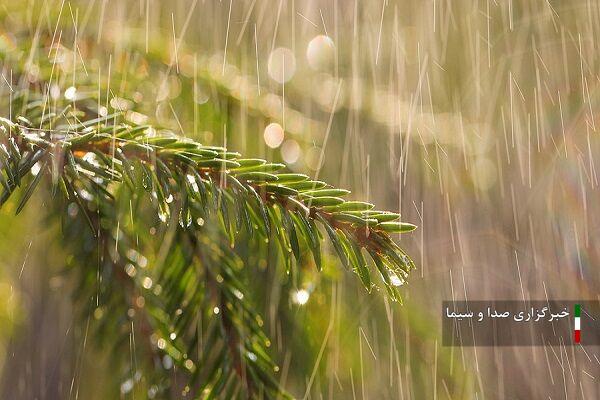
[{"left": 574, "top": 304, "right": 581, "bottom": 344}]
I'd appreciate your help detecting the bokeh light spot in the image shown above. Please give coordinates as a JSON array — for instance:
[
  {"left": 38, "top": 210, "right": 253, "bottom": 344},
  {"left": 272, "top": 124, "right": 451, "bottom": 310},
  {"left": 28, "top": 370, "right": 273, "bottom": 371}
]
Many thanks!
[
  {"left": 306, "top": 35, "right": 335, "bottom": 70},
  {"left": 264, "top": 122, "right": 285, "bottom": 148},
  {"left": 268, "top": 47, "right": 296, "bottom": 83}
]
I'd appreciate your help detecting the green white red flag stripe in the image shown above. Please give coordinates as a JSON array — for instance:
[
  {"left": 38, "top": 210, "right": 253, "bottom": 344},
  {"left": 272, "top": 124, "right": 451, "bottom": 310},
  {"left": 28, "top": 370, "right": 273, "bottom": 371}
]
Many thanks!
[{"left": 574, "top": 304, "right": 581, "bottom": 344}]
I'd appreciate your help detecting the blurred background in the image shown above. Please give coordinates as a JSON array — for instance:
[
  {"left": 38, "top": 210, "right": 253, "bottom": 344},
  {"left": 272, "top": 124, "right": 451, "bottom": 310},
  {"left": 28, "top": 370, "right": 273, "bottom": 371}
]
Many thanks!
[{"left": 0, "top": 0, "right": 599, "bottom": 398}]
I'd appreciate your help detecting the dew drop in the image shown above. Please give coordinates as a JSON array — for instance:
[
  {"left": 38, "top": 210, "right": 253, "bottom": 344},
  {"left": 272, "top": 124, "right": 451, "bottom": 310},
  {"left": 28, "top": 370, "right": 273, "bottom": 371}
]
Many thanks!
[
  {"left": 30, "top": 162, "right": 41, "bottom": 176},
  {"left": 390, "top": 273, "right": 404, "bottom": 287},
  {"left": 293, "top": 289, "right": 310, "bottom": 305},
  {"left": 64, "top": 86, "right": 77, "bottom": 100}
]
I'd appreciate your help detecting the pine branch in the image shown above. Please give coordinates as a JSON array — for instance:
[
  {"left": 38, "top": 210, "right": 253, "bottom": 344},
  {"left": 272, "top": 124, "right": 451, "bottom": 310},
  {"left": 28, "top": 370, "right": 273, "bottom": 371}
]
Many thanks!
[
  {"left": 0, "top": 27, "right": 417, "bottom": 394},
  {"left": 1, "top": 90, "right": 416, "bottom": 294},
  {"left": 55, "top": 170, "right": 288, "bottom": 398},
  {"left": 0, "top": 87, "right": 416, "bottom": 397}
]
